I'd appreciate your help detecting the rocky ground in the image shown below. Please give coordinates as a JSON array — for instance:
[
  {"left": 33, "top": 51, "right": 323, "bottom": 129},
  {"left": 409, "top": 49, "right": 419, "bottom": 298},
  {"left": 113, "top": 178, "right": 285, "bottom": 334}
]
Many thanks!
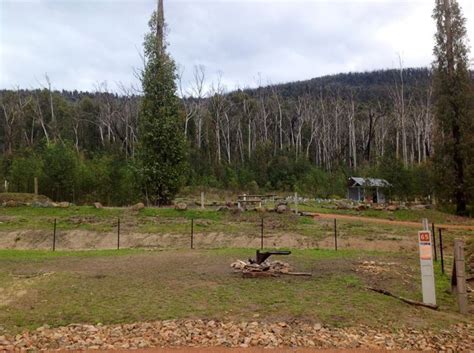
[{"left": 1, "top": 320, "right": 472, "bottom": 352}]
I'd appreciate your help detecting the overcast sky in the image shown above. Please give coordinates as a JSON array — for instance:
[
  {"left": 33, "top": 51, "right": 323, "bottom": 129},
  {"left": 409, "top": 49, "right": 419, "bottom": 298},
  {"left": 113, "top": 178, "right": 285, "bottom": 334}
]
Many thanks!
[{"left": 1, "top": 0, "right": 473, "bottom": 94}]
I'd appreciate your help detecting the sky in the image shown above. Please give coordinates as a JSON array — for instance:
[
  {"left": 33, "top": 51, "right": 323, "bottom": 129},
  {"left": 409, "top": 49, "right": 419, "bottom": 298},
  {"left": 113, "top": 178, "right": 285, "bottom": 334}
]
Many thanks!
[{"left": 1, "top": 0, "right": 473, "bottom": 94}]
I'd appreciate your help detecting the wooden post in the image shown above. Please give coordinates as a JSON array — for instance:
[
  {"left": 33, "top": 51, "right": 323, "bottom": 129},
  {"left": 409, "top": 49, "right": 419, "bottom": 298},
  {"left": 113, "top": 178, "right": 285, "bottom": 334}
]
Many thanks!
[
  {"left": 431, "top": 223, "right": 437, "bottom": 261},
  {"left": 418, "top": 218, "right": 436, "bottom": 306},
  {"left": 117, "top": 217, "right": 120, "bottom": 250},
  {"left": 294, "top": 192, "right": 298, "bottom": 214},
  {"left": 53, "top": 219, "right": 57, "bottom": 251},
  {"left": 191, "top": 218, "right": 194, "bottom": 249},
  {"left": 34, "top": 177, "right": 39, "bottom": 196},
  {"left": 4, "top": 180, "right": 8, "bottom": 193},
  {"left": 452, "top": 240, "right": 468, "bottom": 314},
  {"left": 260, "top": 217, "right": 264, "bottom": 250},
  {"left": 439, "top": 228, "right": 444, "bottom": 274},
  {"left": 334, "top": 219, "right": 337, "bottom": 251},
  {"left": 422, "top": 218, "right": 429, "bottom": 231},
  {"left": 200, "top": 192, "right": 205, "bottom": 209}
]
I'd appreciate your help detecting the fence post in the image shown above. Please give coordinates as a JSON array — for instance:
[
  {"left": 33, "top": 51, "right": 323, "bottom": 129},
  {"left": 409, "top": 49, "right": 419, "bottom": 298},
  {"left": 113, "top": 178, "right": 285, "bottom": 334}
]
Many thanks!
[
  {"left": 52, "top": 218, "right": 57, "bottom": 251},
  {"left": 431, "top": 223, "right": 437, "bottom": 261},
  {"left": 452, "top": 240, "right": 468, "bottom": 314},
  {"left": 4, "top": 180, "right": 8, "bottom": 193},
  {"left": 294, "top": 192, "right": 298, "bottom": 214},
  {"left": 191, "top": 218, "right": 194, "bottom": 249},
  {"left": 117, "top": 217, "right": 120, "bottom": 250},
  {"left": 439, "top": 228, "right": 444, "bottom": 274},
  {"left": 260, "top": 217, "right": 264, "bottom": 250},
  {"left": 200, "top": 192, "right": 205, "bottom": 209}
]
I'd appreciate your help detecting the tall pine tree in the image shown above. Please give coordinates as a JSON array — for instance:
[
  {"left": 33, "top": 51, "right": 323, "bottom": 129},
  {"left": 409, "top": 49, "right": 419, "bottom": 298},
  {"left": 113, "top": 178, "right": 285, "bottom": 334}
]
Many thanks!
[
  {"left": 137, "top": 0, "right": 186, "bottom": 205},
  {"left": 432, "top": 0, "right": 473, "bottom": 215}
]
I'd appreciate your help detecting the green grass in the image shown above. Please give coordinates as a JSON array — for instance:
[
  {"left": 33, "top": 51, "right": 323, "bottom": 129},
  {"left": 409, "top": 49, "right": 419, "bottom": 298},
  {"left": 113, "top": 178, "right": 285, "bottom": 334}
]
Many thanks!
[
  {"left": 139, "top": 208, "right": 224, "bottom": 221},
  {"left": 0, "top": 206, "right": 124, "bottom": 232},
  {"left": 0, "top": 248, "right": 468, "bottom": 334},
  {"left": 0, "top": 249, "right": 143, "bottom": 261}
]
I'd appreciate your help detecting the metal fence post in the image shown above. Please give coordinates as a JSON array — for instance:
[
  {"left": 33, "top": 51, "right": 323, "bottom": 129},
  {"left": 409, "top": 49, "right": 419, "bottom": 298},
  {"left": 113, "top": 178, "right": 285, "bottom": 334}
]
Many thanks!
[
  {"left": 117, "top": 217, "right": 121, "bottom": 250},
  {"left": 260, "top": 217, "right": 264, "bottom": 250},
  {"left": 432, "top": 223, "right": 437, "bottom": 261},
  {"left": 53, "top": 218, "right": 56, "bottom": 251},
  {"left": 191, "top": 218, "right": 194, "bottom": 249},
  {"left": 439, "top": 228, "right": 444, "bottom": 274},
  {"left": 334, "top": 219, "right": 337, "bottom": 251}
]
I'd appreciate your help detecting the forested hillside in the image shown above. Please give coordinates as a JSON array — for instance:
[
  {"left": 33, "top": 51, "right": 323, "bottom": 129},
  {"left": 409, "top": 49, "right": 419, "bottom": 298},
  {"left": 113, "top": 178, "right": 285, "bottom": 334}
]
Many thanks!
[{"left": 0, "top": 68, "right": 472, "bottom": 205}]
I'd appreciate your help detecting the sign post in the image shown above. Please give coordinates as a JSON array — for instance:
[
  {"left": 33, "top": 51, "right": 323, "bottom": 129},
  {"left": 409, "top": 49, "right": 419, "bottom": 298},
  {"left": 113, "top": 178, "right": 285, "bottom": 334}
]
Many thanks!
[{"left": 418, "top": 219, "right": 436, "bottom": 306}]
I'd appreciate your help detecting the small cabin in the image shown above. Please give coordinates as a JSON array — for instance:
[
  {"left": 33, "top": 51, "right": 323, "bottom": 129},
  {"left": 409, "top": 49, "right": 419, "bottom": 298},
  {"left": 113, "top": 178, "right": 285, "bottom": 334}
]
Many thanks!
[{"left": 347, "top": 177, "right": 391, "bottom": 204}]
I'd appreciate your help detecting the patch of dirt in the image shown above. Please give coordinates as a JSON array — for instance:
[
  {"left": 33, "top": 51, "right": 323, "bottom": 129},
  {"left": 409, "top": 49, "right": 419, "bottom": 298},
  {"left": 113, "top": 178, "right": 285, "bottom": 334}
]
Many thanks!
[
  {"left": 354, "top": 261, "right": 399, "bottom": 275},
  {"left": 0, "top": 216, "right": 17, "bottom": 223},
  {"left": 318, "top": 235, "right": 417, "bottom": 252},
  {"left": 0, "top": 230, "right": 321, "bottom": 250},
  {"left": 0, "top": 227, "right": 418, "bottom": 252},
  {"left": 0, "top": 272, "right": 54, "bottom": 306}
]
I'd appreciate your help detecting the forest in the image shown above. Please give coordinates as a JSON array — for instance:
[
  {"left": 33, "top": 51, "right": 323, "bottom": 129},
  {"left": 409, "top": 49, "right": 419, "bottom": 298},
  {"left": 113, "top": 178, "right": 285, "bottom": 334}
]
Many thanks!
[{"left": 0, "top": 67, "right": 472, "bottom": 207}]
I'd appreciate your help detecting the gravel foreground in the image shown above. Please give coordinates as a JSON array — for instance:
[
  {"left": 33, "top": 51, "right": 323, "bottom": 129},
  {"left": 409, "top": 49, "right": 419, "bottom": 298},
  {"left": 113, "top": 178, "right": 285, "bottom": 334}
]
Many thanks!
[{"left": 0, "top": 320, "right": 472, "bottom": 352}]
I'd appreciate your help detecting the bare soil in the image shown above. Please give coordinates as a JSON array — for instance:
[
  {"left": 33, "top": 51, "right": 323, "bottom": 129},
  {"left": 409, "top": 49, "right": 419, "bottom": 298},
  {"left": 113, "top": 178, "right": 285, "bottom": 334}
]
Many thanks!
[
  {"left": 0, "top": 229, "right": 419, "bottom": 252},
  {"left": 0, "top": 230, "right": 322, "bottom": 250}
]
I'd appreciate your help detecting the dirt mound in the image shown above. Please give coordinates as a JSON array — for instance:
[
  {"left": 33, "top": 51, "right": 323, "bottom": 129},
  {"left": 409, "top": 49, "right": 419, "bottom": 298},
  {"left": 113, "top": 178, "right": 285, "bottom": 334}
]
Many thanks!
[
  {"left": 0, "top": 193, "right": 52, "bottom": 206},
  {"left": 0, "top": 230, "right": 320, "bottom": 250}
]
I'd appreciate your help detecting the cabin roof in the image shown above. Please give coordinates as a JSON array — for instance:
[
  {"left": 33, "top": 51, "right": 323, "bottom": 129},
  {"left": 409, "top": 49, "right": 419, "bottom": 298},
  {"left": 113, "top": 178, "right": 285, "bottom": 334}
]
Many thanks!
[{"left": 348, "top": 177, "right": 391, "bottom": 188}]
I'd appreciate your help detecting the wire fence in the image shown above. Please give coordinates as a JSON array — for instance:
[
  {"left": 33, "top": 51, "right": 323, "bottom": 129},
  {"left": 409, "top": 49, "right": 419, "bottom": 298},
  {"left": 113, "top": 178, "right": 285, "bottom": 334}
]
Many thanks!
[{"left": 32, "top": 216, "right": 446, "bottom": 266}]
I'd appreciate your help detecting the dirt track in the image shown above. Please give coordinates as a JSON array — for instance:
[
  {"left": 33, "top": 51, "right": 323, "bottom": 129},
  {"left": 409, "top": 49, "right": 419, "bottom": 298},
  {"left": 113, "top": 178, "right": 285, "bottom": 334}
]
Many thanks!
[{"left": 312, "top": 212, "right": 474, "bottom": 231}]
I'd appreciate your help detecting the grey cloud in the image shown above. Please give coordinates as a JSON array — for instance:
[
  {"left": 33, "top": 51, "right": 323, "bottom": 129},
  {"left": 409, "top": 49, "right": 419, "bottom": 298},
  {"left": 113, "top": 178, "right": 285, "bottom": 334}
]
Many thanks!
[{"left": 1, "top": 0, "right": 473, "bottom": 93}]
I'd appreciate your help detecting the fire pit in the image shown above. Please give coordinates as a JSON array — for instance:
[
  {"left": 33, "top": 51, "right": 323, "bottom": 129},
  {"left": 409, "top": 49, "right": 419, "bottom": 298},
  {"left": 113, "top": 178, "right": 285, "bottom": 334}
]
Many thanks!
[{"left": 231, "top": 250, "right": 312, "bottom": 278}]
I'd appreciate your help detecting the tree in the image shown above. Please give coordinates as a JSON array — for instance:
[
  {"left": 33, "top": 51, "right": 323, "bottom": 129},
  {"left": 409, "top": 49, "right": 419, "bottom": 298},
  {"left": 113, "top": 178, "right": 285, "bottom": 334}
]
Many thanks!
[
  {"left": 136, "top": 0, "right": 187, "bottom": 205},
  {"left": 432, "top": 0, "right": 474, "bottom": 215},
  {"left": 41, "top": 143, "right": 79, "bottom": 202}
]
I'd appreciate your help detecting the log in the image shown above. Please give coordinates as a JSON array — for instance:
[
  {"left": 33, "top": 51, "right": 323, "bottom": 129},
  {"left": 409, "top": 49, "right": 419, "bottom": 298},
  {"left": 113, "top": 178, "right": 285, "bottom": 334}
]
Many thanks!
[
  {"left": 366, "top": 286, "right": 438, "bottom": 310},
  {"left": 282, "top": 272, "right": 312, "bottom": 276},
  {"left": 242, "top": 271, "right": 280, "bottom": 278}
]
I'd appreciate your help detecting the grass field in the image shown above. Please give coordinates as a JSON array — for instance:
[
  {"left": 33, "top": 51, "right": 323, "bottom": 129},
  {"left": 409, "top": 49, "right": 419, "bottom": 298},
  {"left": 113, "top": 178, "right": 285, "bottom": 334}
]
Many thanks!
[{"left": 0, "top": 248, "right": 468, "bottom": 335}]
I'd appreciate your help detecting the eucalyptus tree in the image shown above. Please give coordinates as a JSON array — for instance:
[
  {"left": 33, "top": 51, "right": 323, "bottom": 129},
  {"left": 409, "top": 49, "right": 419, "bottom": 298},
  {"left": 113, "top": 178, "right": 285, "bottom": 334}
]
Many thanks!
[
  {"left": 432, "top": 0, "right": 473, "bottom": 215},
  {"left": 136, "top": 0, "right": 187, "bottom": 205}
]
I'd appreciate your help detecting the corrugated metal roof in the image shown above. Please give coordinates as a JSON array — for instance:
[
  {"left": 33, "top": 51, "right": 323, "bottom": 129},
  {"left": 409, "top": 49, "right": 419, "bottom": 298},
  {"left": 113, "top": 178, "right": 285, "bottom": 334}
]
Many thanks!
[{"left": 348, "top": 177, "right": 391, "bottom": 187}]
